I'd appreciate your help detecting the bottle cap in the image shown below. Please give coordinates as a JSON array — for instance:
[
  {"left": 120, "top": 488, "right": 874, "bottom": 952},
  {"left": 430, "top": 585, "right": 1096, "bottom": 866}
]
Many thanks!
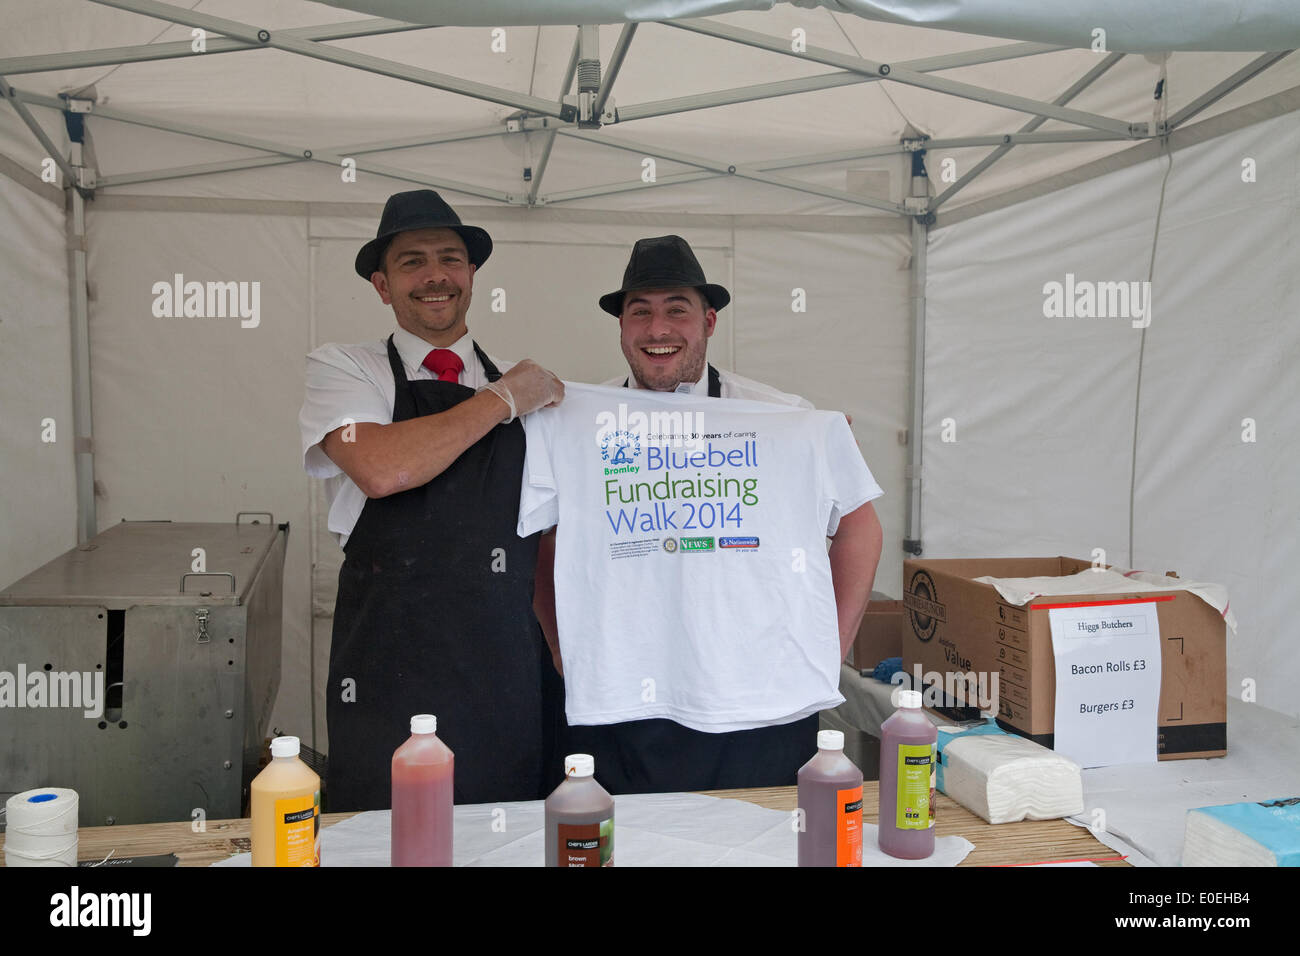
[
  {"left": 270, "top": 736, "right": 299, "bottom": 758},
  {"left": 563, "top": 754, "right": 595, "bottom": 777},
  {"left": 410, "top": 714, "right": 437, "bottom": 734},
  {"left": 817, "top": 729, "right": 845, "bottom": 750},
  {"left": 898, "top": 689, "right": 922, "bottom": 709}
]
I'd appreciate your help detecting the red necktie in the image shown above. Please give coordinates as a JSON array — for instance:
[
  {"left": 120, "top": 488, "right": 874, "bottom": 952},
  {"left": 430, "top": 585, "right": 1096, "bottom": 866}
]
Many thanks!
[{"left": 422, "top": 348, "right": 464, "bottom": 383}]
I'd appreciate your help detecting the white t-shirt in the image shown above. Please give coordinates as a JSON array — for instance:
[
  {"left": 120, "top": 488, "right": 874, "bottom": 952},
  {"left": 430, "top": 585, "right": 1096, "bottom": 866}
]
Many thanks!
[
  {"left": 518, "top": 382, "right": 883, "bottom": 732},
  {"left": 298, "top": 327, "right": 513, "bottom": 548},
  {"left": 601, "top": 366, "right": 814, "bottom": 409}
]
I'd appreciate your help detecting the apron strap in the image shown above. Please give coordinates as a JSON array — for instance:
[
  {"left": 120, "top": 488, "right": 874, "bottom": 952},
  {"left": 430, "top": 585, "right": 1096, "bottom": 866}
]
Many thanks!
[
  {"left": 387, "top": 335, "right": 501, "bottom": 397},
  {"left": 706, "top": 364, "right": 721, "bottom": 398},
  {"left": 472, "top": 341, "right": 503, "bottom": 382},
  {"left": 384, "top": 334, "right": 417, "bottom": 422}
]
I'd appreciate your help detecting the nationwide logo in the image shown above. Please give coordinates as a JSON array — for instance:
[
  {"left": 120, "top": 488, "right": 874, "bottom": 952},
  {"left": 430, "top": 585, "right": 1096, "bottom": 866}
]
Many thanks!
[
  {"left": 600, "top": 428, "right": 642, "bottom": 475},
  {"left": 662, "top": 537, "right": 679, "bottom": 553},
  {"left": 679, "top": 536, "right": 715, "bottom": 552},
  {"left": 719, "top": 537, "right": 759, "bottom": 550}
]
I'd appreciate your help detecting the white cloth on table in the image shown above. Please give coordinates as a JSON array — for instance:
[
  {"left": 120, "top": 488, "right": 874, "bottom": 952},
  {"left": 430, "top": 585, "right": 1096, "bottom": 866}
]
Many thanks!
[{"left": 210, "top": 792, "right": 973, "bottom": 867}]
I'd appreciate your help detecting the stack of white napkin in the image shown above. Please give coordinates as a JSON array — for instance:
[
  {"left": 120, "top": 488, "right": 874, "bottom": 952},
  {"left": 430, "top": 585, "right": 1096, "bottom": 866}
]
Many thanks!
[
  {"left": 937, "top": 721, "right": 1083, "bottom": 824},
  {"left": 1182, "top": 797, "right": 1300, "bottom": 866}
]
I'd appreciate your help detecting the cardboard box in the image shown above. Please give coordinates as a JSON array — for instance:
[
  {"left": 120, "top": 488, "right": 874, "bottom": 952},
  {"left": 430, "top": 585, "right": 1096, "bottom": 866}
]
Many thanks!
[
  {"left": 851, "top": 599, "right": 903, "bottom": 670},
  {"left": 901, "top": 556, "right": 1227, "bottom": 760}
]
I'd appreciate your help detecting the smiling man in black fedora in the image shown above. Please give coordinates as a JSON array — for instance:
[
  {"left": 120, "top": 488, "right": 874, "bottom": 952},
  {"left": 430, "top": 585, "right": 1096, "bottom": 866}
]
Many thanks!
[
  {"left": 604, "top": 235, "right": 816, "bottom": 405},
  {"left": 533, "top": 234, "right": 884, "bottom": 795},
  {"left": 299, "top": 189, "right": 564, "bottom": 810}
]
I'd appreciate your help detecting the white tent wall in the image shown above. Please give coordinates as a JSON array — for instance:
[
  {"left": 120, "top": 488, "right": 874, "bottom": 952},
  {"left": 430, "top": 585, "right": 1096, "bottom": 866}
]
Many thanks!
[
  {"left": 924, "top": 109, "right": 1300, "bottom": 719},
  {"left": 77, "top": 199, "right": 909, "bottom": 749},
  {"left": 0, "top": 172, "right": 76, "bottom": 590}
]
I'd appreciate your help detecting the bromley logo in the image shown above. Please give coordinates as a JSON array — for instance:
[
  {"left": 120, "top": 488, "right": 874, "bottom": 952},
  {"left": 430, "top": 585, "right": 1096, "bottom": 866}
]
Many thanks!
[{"left": 600, "top": 429, "right": 642, "bottom": 475}]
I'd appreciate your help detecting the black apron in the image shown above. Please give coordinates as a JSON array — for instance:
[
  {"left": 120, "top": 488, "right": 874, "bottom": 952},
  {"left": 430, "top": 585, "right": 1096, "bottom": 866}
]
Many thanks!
[
  {"left": 326, "top": 336, "right": 546, "bottom": 810},
  {"left": 559, "top": 364, "right": 819, "bottom": 795}
]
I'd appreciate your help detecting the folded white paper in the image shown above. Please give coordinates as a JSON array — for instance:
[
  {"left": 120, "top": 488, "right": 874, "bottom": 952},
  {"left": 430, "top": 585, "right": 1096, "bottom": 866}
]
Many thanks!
[
  {"left": 937, "top": 722, "right": 1083, "bottom": 824},
  {"left": 974, "top": 567, "right": 1236, "bottom": 633}
]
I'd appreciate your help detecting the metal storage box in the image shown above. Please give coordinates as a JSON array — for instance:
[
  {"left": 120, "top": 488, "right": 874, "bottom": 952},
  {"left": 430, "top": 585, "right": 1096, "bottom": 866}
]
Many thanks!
[{"left": 0, "top": 515, "right": 288, "bottom": 827}]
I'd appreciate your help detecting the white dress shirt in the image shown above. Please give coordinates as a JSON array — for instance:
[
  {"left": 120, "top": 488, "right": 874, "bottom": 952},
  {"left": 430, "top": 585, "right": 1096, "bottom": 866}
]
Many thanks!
[{"left": 299, "top": 327, "right": 514, "bottom": 547}]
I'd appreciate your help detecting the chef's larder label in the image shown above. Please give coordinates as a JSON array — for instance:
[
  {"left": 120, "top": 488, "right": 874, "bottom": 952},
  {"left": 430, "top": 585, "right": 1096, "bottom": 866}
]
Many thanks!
[
  {"left": 274, "top": 791, "right": 321, "bottom": 867},
  {"left": 895, "top": 745, "right": 935, "bottom": 831},
  {"left": 557, "top": 818, "right": 614, "bottom": 867},
  {"left": 836, "top": 786, "right": 864, "bottom": 867}
]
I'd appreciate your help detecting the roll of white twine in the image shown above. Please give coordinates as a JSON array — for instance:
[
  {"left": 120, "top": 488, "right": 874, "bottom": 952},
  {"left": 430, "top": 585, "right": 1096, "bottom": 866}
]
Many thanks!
[{"left": 4, "top": 788, "right": 79, "bottom": 867}]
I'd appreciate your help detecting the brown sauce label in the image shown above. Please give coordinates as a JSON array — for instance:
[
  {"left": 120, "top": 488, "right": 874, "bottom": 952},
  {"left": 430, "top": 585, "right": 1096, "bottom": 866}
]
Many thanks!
[{"left": 557, "top": 818, "right": 613, "bottom": 867}]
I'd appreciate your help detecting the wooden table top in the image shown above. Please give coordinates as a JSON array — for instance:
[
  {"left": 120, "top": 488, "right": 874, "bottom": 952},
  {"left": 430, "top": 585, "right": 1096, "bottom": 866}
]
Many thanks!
[{"left": 1, "top": 782, "right": 1126, "bottom": 867}]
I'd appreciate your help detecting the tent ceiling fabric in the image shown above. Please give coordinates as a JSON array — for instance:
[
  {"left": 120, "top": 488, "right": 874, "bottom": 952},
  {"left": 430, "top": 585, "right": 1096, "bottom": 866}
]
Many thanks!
[
  {"left": 319, "top": 0, "right": 1300, "bottom": 52},
  {"left": 0, "top": 1, "right": 1297, "bottom": 216}
]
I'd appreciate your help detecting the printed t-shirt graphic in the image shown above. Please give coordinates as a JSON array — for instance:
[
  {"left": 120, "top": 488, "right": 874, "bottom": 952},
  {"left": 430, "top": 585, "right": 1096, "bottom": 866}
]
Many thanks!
[{"left": 518, "top": 382, "right": 883, "bottom": 733}]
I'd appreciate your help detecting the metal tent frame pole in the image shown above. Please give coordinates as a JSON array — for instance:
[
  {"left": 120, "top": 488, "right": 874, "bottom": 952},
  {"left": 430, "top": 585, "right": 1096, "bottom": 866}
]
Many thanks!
[
  {"left": 932, "top": 52, "right": 1125, "bottom": 210},
  {"left": 904, "top": 161, "right": 929, "bottom": 557},
  {"left": 12, "top": 88, "right": 518, "bottom": 202},
  {"left": 85, "top": 0, "right": 566, "bottom": 118},
  {"left": 0, "top": 78, "right": 78, "bottom": 184},
  {"left": 666, "top": 19, "right": 1136, "bottom": 134},
  {"left": 933, "top": 81, "right": 1300, "bottom": 229},
  {"left": 67, "top": 182, "right": 97, "bottom": 544},
  {"left": 0, "top": 79, "right": 98, "bottom": 539},
  {"left": 0, "top": 17, "right": 427, "bottom": 75},
  {"left": 1168, "top": 51, "right": 1293, "bottom": 128},
  {"left": 556, "top": 128, "right": 907, "bottom": 212},
  {"left": 527, "top": 29, "right": 583, "bottom": 204}
]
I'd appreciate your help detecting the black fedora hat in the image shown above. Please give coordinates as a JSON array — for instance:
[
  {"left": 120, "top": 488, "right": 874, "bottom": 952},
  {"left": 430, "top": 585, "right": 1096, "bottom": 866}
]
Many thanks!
[
  {"left": 355, "top": 189, "right": 492, "bottom": 279},
  {"left": 599, "top": 235, "right": 730, "bottom": 316}
]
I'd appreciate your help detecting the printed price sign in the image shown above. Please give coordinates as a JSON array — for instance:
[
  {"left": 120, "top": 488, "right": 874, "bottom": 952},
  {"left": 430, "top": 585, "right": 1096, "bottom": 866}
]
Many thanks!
[{"left": 1048, "top": 601, "right": 1161, "bottom": 768}]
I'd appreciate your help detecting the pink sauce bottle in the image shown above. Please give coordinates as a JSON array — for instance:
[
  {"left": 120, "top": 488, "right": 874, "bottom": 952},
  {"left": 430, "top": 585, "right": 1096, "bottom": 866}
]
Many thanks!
[
  {"left": 878, "top": 689, "right": 937, "bottom": 859},
  {"left": 391, "top": 714, "right": 454, "bottom": 867},
  {"left": 797, "top": 730, "right": 864, "bottom": 867}
]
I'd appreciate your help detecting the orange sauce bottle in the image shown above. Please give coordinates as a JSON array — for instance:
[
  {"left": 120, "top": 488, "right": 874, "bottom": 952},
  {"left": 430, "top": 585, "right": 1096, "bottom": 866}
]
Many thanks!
[{"left": 251, "top": 736, "right": 320, "bottom": 867}]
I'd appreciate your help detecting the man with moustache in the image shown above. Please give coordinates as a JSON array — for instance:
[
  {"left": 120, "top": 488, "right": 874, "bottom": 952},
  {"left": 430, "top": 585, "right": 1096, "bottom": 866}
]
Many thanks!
[
  {"left": 533, "top": 235, "right": 884, "bottom": 794},
  {"left": 299, "top": 190, "right": 564, "bottom": 809}
]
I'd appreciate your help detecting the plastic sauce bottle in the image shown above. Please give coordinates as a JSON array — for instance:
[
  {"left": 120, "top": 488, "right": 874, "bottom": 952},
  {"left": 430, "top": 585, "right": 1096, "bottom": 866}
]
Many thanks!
[
  {"left": 391, "top": 713, "right": 454, "bottom": 867},
  {"left": 797, "top": 729, "right": 864, "bottom": 866},
  {"left": 878, "top": 689, "right": 937, "bottom": 859},
  {"left": 544, "top": 754, "right": 614, "bottom": 867},
  {"left": 250, "top": 736, "right": 321, "bottom": 867}
]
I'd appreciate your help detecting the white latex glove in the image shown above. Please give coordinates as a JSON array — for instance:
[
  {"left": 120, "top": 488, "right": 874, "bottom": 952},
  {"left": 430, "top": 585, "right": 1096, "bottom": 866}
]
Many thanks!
[{"left": 482, "top": 359, "right": 564, "bottom": 422}]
